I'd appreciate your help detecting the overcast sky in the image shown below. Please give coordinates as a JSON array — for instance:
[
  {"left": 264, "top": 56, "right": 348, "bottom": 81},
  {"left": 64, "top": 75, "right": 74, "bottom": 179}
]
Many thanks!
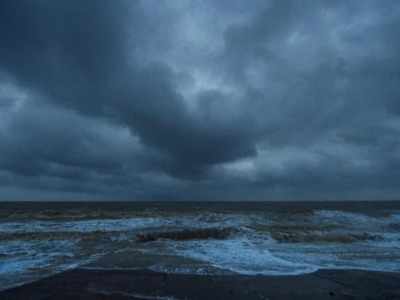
[{"left": 0, "top": 0, "right": 399, "bottom": 201}]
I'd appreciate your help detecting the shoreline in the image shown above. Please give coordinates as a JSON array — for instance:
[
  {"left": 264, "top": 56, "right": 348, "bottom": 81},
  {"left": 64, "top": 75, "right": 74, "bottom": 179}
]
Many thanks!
[{"left": 1, "top": 268, "right": 399, "bottom": 300}]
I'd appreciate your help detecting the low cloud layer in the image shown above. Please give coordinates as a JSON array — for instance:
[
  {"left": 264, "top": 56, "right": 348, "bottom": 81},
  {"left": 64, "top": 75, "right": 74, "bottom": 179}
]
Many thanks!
[{"left": 0, "top": 0, "right": 399, "bottom": 200}]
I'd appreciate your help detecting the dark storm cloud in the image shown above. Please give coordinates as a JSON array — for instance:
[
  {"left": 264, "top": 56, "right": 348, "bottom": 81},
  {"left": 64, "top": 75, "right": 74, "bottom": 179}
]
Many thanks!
[
  {"left": 0, "top": 0, "right": 259, "bottom": 180},
  {"left": 0, "top": 0, "right": 399, "bottom": 200}
]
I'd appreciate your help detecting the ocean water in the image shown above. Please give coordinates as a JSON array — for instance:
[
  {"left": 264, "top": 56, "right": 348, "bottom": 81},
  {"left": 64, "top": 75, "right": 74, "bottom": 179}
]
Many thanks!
[{"left": 0, "top": 201, "right": 399, "bottom": 290}]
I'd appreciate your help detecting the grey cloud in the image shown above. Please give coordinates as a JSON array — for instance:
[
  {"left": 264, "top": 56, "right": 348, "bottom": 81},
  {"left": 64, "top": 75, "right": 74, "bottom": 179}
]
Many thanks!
[
  {"left": 0, "top": 0, "right": 399, "bottom": 200},
  {"left": 0, "top": 0, "right": 260, "bottom": 180}
]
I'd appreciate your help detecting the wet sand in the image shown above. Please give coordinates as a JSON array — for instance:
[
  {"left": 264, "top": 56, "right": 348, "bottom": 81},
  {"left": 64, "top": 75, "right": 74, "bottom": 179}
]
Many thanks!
[{"left": 1, "top": 268, "right": 399, "bottom": 300}]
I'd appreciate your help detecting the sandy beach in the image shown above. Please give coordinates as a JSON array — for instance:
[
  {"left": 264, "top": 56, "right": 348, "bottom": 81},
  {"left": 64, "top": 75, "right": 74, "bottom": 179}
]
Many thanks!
[{"left": 1, "top": 268, "right": 400, "bottom": 300}]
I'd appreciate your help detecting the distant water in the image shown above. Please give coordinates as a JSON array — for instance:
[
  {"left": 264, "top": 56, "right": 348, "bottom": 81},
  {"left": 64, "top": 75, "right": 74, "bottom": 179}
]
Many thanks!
[{"left": 1, "top": 201, "right": 400, "bottom": 291}]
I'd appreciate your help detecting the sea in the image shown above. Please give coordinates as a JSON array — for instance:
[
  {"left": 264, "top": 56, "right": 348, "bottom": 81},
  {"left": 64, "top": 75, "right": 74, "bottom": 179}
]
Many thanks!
[{"left": 0, "top": 201, "right": 399, "bottom": 291}]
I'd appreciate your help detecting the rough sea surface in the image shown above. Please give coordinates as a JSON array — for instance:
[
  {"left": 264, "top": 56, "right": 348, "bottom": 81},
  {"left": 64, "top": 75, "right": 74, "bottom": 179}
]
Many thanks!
[{"left": 0, "top": 201, "right": 399, "bottom": 291}]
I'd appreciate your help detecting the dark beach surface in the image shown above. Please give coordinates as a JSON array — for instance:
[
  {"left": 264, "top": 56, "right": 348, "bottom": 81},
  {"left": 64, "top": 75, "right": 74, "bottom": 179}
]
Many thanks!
[{"left": 1, "top": 268, "right": 400, "bottom": 300}]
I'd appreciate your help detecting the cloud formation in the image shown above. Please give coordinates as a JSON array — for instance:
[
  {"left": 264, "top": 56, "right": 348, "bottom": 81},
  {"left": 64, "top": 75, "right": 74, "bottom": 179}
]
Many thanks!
[{"left": 0, "top": 0, "right": 399, "bottom": 200}]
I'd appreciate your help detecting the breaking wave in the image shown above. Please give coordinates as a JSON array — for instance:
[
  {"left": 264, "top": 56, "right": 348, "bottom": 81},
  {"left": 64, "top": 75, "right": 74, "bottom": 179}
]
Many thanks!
[{"left": 1, "top": 204, "right": 400, "bottom": 290}]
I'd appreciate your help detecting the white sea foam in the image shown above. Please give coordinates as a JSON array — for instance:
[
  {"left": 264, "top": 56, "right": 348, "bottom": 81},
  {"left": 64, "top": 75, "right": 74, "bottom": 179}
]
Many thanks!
[
  {"left": 165, "top": 236, "right": 318, "bottom": 275},
  {"left": 311, "top": 210, "right": 400, "bottom": 229},
  {"left": 312, "top": 210, "right": 379, "bottom": 226},
  {"left": 0, "top": 239, "right": 82, "bottom": 291},
  {"left": 155, "top": 232, "right": 400, "bottom": 275},
  {"left": 0, "top": 217, "right": 168, "bottom": 234}
]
